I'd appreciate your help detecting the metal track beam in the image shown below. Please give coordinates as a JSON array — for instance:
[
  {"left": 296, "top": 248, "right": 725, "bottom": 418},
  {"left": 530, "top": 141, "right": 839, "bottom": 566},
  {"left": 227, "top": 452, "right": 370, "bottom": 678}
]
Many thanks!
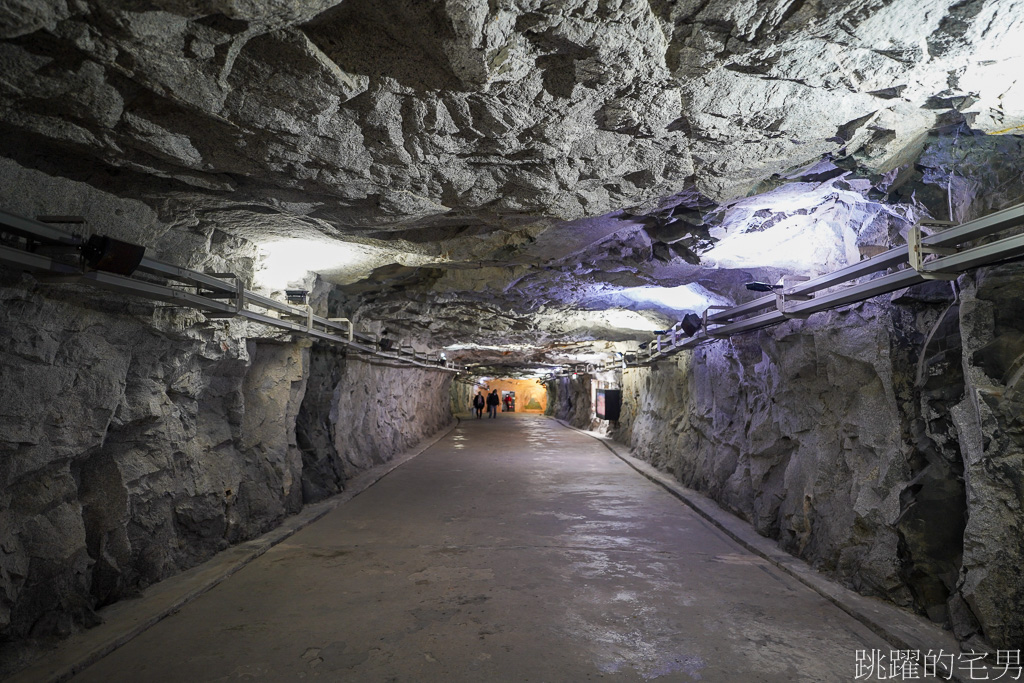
[
  {"left": 0, "top": 238, "right": 457, "bottom": 373},
  {"left": 560, "top": 202, "right": 1024, "bottom": 377},
  {"left": 0, "top": 209, "right": 84, "bottom": 246}
]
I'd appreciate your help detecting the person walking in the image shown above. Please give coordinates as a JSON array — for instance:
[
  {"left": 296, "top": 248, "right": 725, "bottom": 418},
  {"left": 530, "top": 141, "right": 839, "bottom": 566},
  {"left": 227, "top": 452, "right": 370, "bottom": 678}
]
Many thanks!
[
  {"left": 486, "top": 389, "right": 499, "bottom": 418},
  {"left": 472, "top": 391, "right": 485, "bottom": 419}
]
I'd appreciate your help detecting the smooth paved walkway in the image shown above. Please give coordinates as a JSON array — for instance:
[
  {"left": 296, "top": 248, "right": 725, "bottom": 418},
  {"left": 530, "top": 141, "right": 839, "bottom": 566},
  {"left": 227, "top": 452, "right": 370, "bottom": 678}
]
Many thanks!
[{"left": 71, "top": 414, "right": 900, "bottom": 682}]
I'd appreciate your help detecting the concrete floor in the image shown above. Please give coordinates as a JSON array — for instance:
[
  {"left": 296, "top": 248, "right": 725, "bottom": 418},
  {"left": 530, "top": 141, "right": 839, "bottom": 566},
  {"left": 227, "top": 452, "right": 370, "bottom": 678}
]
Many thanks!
[{"left": 71, "top": 414, "right": 902, "bottom": 682}]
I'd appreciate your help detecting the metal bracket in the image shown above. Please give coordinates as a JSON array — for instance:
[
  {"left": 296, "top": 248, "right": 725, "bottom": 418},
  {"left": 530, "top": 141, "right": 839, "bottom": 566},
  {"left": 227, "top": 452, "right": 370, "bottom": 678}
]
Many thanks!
[
  {"left": 702, "top": 306, "right": 730, "bottom": 336},
  {"left": 203, "top": 272, "right": 241, "bottom": 319},
  {"left": 908, "top": 222, "right": 959, "bottom": 280},
  {"left": 201, "top": 272, "right": 244, "bottom": 314},
  {"left": 776, "top": 275, "right": 813, "bottom": 317},
  {"left": 328, "top": 317, "right": 354, "bottom": 342}
]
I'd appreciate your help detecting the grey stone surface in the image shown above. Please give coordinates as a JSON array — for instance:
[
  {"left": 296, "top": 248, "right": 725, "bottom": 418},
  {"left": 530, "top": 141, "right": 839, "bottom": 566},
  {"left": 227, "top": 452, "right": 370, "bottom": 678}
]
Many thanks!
[
  {"left": 548, "top": 277, "right": 1024, "bottom": 650},
  {"left": 296, "top": 347, "right": 454, "bottom": 504},
  {"left": 547, "top": 373, "right": 596, "bottom": 430},
  {"left": 0, "top": 235, "right": 453, "bottom": 677},
  {"left": 2, "top": 0, "right": 1020, "bottom": 220},
  {"left": 950, "top": 265, "right": 1024, "bottom": 650},
  {"left": 610, "top": 305, "right": 914, "bottom": 606},
  {"left": 2, "top": 0, "right": 1024, "bottom": 665},
  {"left": 1, "top": 0, "right": 1024, "bottom": 362}
]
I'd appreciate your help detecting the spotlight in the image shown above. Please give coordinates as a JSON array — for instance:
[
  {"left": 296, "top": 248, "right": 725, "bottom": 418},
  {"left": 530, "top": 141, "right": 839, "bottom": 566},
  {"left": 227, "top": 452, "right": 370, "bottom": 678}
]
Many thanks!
[
  {"left": 744, "top": 282, "right": 782, "bottom": 292},
  {"left": 80, "top": 235, "right": 145, "bottom": 275},
  {"left": 680, "top": 312, "right": 702, "bottom": 337},
  {"left": 285, "top": 289, "right": 309, "bottom": 304}
]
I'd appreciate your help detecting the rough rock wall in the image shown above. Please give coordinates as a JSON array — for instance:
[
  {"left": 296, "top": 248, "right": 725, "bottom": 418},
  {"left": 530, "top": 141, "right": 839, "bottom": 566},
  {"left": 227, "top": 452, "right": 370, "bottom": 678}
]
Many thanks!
[
  {"left": 605, "top": 272, "right": 1024, "bottom": 649},
  {"left": 0, "top": 275, "right": 307, "bottom": 642},
  {"left": 950, "top": 265, "right": 1024, "bottom": 649},
  {"left": 547, "top": 374, "right": 594, "bottom": 428},
  {"left": 614, "top": 304, "right": 907, "bottom": 603},
  {"left": 0, "top": 162, "right": 272, "bottom": 647},
  {"left": 449, "top": 380, "right": 478, "bottom": 416},
  {"left": 2, "top": 0, "right": 1022, "bottom": 230},
  {"left": 0, "top": 167, "right": 455, "bottom": 656},
  {"left": 296, "top": 348, "right": 453, "bottom": 504},
  {"left": 0, "top": 274, "right": 455, "bottom": 653}
]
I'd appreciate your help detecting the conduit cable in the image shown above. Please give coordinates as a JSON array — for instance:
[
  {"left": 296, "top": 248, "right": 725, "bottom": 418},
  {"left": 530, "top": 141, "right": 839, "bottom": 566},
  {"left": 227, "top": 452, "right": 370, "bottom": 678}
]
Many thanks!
[
  {"left": 0, "top": 209, "right": 460, "bottom": 374},
  {"left": 915, "top": 281, "right": 960, "bottom": 389},
  {"left": 549, "top": 201, "right": 1024, "bottom": 378}
]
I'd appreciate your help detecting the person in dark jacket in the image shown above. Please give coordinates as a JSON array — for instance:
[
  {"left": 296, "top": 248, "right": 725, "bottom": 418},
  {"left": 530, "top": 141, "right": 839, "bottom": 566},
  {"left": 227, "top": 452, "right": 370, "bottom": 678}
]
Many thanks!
[
  {"left": 472, "top": 391, "right": 485, "bottom": 419},
  {"left": 486, "top": 390, "right": 499, "bottom": 418}
]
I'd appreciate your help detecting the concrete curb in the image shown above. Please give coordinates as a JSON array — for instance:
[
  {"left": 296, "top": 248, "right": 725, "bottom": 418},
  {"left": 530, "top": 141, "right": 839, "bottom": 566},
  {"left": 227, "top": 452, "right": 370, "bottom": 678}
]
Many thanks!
[
  {"left": 5, "top": 419, "right": 460, "bottom": 683},
  {"left": 551, "top": 417, "right": 974, "bottom": 683}
]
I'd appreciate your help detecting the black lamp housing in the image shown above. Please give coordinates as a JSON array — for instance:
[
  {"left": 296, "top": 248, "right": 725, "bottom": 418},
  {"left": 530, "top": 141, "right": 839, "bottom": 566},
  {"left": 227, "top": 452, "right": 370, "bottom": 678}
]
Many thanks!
[
  {"left": 744, "top": 282, "right": 782, "bottom": 292},
  {"left": 81, "top": 235, "right": 146, "bottom": 275},
  {"left": 680, "top": 312, "right": 703, "bottom": 337},
  {"left": 285, "top": 289, "right": 309, "bottom": 304}
]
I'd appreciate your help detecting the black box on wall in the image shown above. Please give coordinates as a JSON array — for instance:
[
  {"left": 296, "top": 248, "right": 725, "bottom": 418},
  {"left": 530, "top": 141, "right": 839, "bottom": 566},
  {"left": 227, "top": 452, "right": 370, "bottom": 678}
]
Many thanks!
[{"left": 596, "top": 389, "right": 622, "bottom": 421}]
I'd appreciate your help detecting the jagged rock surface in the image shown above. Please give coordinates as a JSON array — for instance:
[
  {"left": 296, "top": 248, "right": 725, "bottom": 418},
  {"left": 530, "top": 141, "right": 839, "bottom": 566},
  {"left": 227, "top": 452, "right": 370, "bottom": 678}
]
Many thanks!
[
  {"left": 545, "top": 274, "right": 1024, "bottom": 649},
  {"left": 0, "top": 273, "right": 453, "bottom": 662},
  {"left": 547, "top": 374, "right": 597, "bottom": 429},
  {"left": 950, "top": 265, "right": 1024, "bottom": 649},
  {"left": 0, "top": 162, "right": 455, "bottom": 666},
  {"left": 297, "top": 348, "right": 454, "bottom": 504},
  {"left": 3, "top": 0, "right": 1021, "bottom": 221},
  {"left": 609, "top": 304, "right": 913, "bottom": 604},
  {"left": 1, "top": 0, "right": 1023, "bottom": 358},
  {"left": 0, "top": 278, "right": 298, "bottom": 641},
  {"left": 3, "top": 0, "right": 1024, "bottom": 664}
]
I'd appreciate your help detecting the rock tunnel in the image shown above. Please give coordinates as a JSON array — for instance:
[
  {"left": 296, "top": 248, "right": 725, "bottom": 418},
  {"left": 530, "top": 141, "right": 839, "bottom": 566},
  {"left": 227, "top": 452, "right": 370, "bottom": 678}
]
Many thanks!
[{"left": 1, "top": 0, "right": 1024, "bottom": 680}]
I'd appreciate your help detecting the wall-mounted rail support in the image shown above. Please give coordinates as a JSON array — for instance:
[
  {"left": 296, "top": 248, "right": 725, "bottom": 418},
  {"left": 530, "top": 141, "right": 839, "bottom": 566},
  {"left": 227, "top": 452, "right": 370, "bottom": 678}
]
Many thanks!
[
  {"left": 547, "top": 202, "right": 1024, "bottom": 378},
  {"left": 0, "top": 209, "right": 460, "bottom": 374}
]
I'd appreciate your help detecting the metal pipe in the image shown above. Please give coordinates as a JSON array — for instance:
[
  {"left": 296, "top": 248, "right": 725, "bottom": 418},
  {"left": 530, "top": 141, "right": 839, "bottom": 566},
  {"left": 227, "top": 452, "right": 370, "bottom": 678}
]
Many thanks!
[
  {"left": 0, "top": 209, "right": 85, "bottom": 245},
  {"left": 0, "top": 233, "right": 458, "bottom": 374},
  {"left": 570, "top": 202, "right": 1024, "bottom": 372}
]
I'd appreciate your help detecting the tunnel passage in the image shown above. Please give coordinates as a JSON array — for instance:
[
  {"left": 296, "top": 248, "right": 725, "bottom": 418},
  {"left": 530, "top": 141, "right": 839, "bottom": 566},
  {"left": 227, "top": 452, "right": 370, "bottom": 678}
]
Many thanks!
[
  {"left": 3, "top": 0, "right": 1024, "bottom": 678},
  {"left": 64, "top": 415, "right": 904, "bottom": 683}
]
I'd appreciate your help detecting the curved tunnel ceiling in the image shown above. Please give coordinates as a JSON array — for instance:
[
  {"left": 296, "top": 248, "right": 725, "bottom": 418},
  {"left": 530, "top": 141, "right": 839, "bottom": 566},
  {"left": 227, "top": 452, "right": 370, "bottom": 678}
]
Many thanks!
[{"left": 2, "top": 0, "right": 1024, "bottom": 376}]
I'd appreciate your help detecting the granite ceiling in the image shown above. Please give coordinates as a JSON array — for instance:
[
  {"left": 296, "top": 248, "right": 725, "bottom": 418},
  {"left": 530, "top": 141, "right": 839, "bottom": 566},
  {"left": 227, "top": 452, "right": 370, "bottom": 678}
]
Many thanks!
[{"left": 2, "top": 0, "right": 1023, "bottom": 373}]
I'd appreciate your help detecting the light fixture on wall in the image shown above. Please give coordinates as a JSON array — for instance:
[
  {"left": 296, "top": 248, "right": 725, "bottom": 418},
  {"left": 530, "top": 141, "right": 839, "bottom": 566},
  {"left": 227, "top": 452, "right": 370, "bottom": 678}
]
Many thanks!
[
  {"left": 81, "top": 234, "right": 146, "bottom": 275},
  {"left": 744, "top": 282, "right": 783, "bottom": 292},
  {"left": 680, "top": 312, "right": 702, "bottom": 337},
  {"left": 285, "top": 289, "right": 309, "bottom": 304}
]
